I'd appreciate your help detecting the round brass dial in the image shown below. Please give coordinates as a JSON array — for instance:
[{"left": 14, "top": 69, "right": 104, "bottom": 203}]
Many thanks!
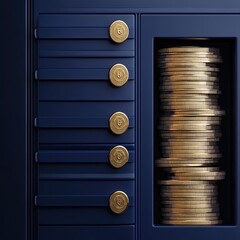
[
  {"left": 109, "top": 64, "right": 129, "bottom": 87},
  {"left": 109, "top": 112, "right": 129, "bottom": 135},
  {"left": 109, "top": 191, "right": 129, "bottom": 214},
  {"left": 109, "top": 20, "right": 129, "bottom": 43},
  {"left": 109, "top": 145, "right": 129, "bottom": 168}
]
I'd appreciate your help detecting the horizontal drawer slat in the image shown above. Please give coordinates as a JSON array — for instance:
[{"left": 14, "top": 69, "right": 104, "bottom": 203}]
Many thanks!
[
  {"left": 35, "top": 117, "right": 134, "bottom": 128},
  {"left": 39, "top": 39, "right": 135, "bottom": 51},
  {"left": 39, "top": 207, "right": 134, "bottom": 225},
  {"left": 40, "top": 50, "right": 135, "bottom": 58},
  {"left": 39, "top": 226, "right": 135, "bottom": 240},
  {"left": 38, "top": 14, "right": 134, "bottom": 28},
  {"left": 37, "top": 28, "right": 134, "bottom": 39},
  {"left": 38, "top": 143, "right": 135, "bottom": 151},
  {"left": 39, "top": 81, "right": 134, "bottom": 101},
  {"left": 39, "top": 58, "right": 134, "bottom": 69},
  {"left": 39, "top": 163, "right": 134, "bottom": 174},
  {"left": 36, "top": 195, "right": 134, "bottom": 207},
  {"left": 39, "top": 129, "right": 135, "bottom": 144},
  {"left": 37, "top": 69, "right": 134, "bottom": 80},
  {"left": 39, "top": 180, "right": 134, "bottom": 195},
  {"left": 36, "top": 150, "right": 134, "bottom": 163},
  {"left": 39, "top": 101, "right": 134, "bottom": 117},
  {"left": 39, "top": 173, "right": 135, "bottom": 180}
]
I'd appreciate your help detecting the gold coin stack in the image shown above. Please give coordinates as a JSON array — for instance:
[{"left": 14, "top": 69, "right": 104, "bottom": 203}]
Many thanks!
[{"left": 156, "top": 46, "right": 225, "bottom": 225}]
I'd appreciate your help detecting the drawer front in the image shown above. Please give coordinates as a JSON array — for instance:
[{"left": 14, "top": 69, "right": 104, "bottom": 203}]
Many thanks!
[{"left": 35, "top": 14, "right": 136, "bottom": 240}]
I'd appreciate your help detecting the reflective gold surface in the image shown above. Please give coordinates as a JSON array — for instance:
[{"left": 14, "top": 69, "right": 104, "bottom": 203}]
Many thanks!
[
  {"left": 109, "top": 145, "right": 129, "bottom": 168},
  {"left": 109, "top": 112, "right": 129, "bottom": 135},
  {"left": 109, "top": 20, "right": 129, "bottom": 43},
  {"left": 109, "top": 191, "right": 129, "bottom": 214},
  {"left": 109, "top": 64, "right": 129, "bottom": 87},
  {"left": 156, "top": 46, "right": 225, "bottom": 225}
]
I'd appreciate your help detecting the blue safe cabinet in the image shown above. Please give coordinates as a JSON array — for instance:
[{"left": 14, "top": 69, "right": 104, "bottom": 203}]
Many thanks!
[{"left": 1, "top": 0, "right": 240, "bottom": 240}]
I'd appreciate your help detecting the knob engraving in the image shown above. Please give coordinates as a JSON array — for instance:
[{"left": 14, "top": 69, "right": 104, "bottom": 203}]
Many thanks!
[
  {"left": 109, "top": 20, "right": 129, "bottom": 43},
  {"left": 109, "top": 145, "right": 129, "bottom": 168},
  {"left": 109, "top": 112, "right": 129, "bottom": 135},
  {"left": 109, "top": 191, "right": 129, "bottom": 214}
]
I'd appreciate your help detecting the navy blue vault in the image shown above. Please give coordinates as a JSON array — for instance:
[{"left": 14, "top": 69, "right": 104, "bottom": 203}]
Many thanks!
[{"left": 1, "top": 0, "right": 240, "bottom": 240}]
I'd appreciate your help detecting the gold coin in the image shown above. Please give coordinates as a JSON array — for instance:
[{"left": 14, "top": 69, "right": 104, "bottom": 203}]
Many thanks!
[
  {"left": 163, "top": 147, "right": 216, "bottom": 151},
  {"left": 174, "top": 176, "right": 225, "bottom": 181},
  {"left": 109, "top": 191, "right": 129, "bottom": 214},
  {"left": 161, "top": 192, "right": 217, "bottom": 197},
  {"left": 174, "top": 171, "right": 225, "bottom": 177},
  {"left": 163, "top": 184, "right": 215, "bottom": 190},
  {"left": 161, "top": 207, "right": 218, "bottom": 213},
  {"left": 156, "top": 158, "right": 218, "bottom": 162},
  {"left": 162, "top": 189, "right": 216, "bottom": 194},
  {"left": 159, "top": 94, "right": 217, "bottom": 99},
  {"left": 161, "top": 139, "right": 219, "bottom": 143},
  {"left": 164, "top": 124, "right": 215, "bottom": 131},
  {"left": 162, "top": 203, "right": 219, "bottom": 209},
  {"left": 160, "top": 121, "right": 220, "bottom": 126},
  {"left": 162, "top": 217, "right": 219, "bottom": 221},
  {"left": 158, "top": 46, "right": 219, "bottom": 53},
  {"left": 109, "top": 112, "right": 129, "bottom": 135},
  {"left": 161, "top": 71, "right": 218, "bottom": 76},
  {"left": 166, "top": 153, "right": 221, "bottom": 158},
  {"left": 161, "top": 219, "right": 221, "bottom": 225},
  {"left": 162, "top": 141, "right": 213, "bottom": 146},
  {"left": 171, "top": 111, "right": 224, "bottom": 116},
  {"left": 163, "top": 149, "right": 218, "bottom": 155},
  {"left": 109, "top": 145, "right": 129, "bottom": 168},
  {"left": 158, "top": 62, "right": 217, "bottom": 68},
  {"left": 170, "top": 167, "right": 219, "bottom": 172},
  {"left": 162, "top": 197, "right": 217, "bottom": 202},
  {"left": 156, "top": 163, "right": 216, "bottom": 167},
  {"left": 109, "top": 64, "right": 129, "bottom": 87},
  {"left": 160, "top": 67, "right": 219, "bottom": 72},
  {"left": 161, "top": 75, "right": 218, "bottom": 81},
  {"left": 158, "top": 180, "right": 209, "bottom": 185},
  {"left": 109, "top": 20, "right": 129, "bottom": 43},
  {"left": 162, "top": 82, "right": 216, "bottom": 86},
  {"left": 162, "top": 212, "right": 219, "bottom": 217},
  {"left": 162, "top": 215, "right": 219, "bottom": 219},
  {"left": 158, "top": 51, "right": 220, "bottom": 56}
]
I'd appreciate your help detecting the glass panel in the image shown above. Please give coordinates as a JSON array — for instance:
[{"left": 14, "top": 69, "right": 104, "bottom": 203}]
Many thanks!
[{"left": 154, "top": 38, "right": 236, "bottom": 226}]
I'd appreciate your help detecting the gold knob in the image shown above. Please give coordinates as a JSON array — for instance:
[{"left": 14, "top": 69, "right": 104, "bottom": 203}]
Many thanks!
[
  {"left": 109, "top": 64, "right": 129, "bottom": 87},
  {"left": 109, "top": 20, "right": 129, "bottom": 43},
  {"left": 109, "top": 191, "right": 129, "bottom": 214},
  {"left": 109, "top": 146, "right": 129, "bottom": 168},
  {"left": 109, "top": 112, "right": 129, "bottom": 135}
]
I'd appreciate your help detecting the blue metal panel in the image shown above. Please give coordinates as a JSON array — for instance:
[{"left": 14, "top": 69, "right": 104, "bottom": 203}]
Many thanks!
[
  {"left": 38, "top": 207, "right": 135, "bottom": 225},
  {"left": 0, "top": 0, "right": 28, "bottom": 240},
  {"left": 36, "top": 195, "right": 134, "bottom": 207},
  {"left": 39, "top": 180, "right": 134, "bottom": 195},
  {"left": 39, "top": 163, "right": 134, "bottom": 174},
  {"left": 39, "top": 226, "right": 135, "bottom": 240},
  {"left": 39, "top": 81, "right": 134, "bottom": 101},
  {"left": 34, "top": 12, "right": 136, "bottom": 239},
  {"left": 38, "top": 102, "right": 134, "bottom": 117},
  {"left": 140, "top": 14, "right": 240, "bottom": 240},
  {"left": 39, "top": 40, "right": 135, "bottom": 52},
  {"left": 39, "top": 129, "right": 135, "bottom": 144},
  {"left": 38, "top": 14, "right": 135, "bottom": 27},
  {"left": 39, "top": 58, "right": 134, "bottom": 69},
  {"left": 34, "top": 0, "right": 240, "bottom": 13},
  {"left": 36, "top": 149, "right": 134, "bottom": 163}
]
